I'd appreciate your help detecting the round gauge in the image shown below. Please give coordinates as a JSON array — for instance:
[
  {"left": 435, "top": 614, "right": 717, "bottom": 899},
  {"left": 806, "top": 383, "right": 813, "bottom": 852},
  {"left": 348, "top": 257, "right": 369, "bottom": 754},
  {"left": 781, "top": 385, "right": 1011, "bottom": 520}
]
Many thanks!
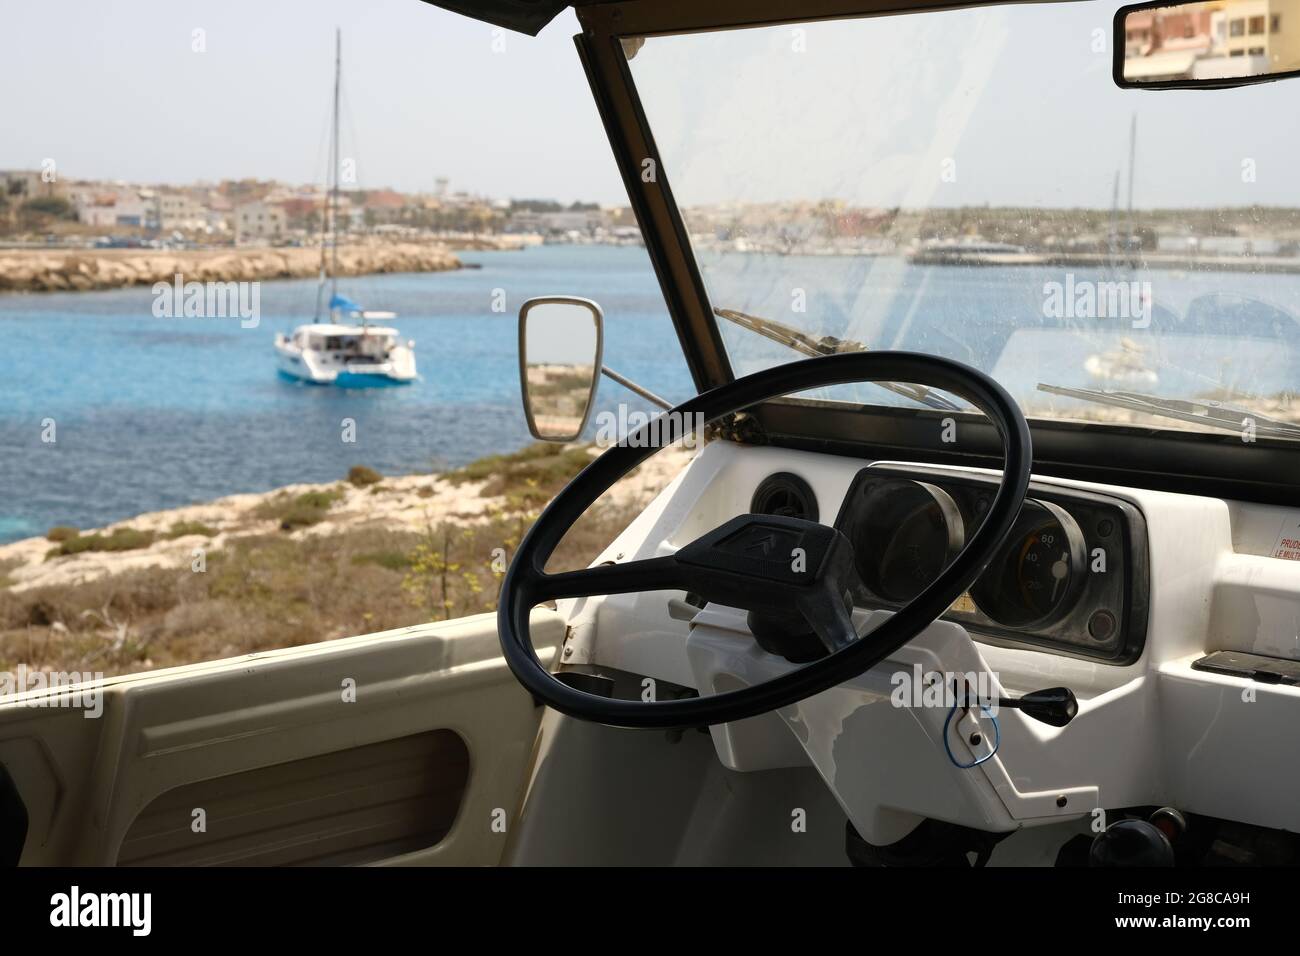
[
  {"left": 971, "top": 500, "right": 1087, "bottom": 628},
  {"left": 852, "top": 479, "right": 964, "bottom": 604}
]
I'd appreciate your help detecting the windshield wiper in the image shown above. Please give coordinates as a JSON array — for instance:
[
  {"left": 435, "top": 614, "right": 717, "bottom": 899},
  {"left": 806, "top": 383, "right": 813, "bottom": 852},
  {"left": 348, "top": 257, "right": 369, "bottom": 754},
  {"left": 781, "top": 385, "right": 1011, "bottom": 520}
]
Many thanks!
[
  {"left": 713, "top": 307, "right": 962, "bottom": 411},
  {"left": 1037, "top": 383, "right": 1300, "bottom": 440}
]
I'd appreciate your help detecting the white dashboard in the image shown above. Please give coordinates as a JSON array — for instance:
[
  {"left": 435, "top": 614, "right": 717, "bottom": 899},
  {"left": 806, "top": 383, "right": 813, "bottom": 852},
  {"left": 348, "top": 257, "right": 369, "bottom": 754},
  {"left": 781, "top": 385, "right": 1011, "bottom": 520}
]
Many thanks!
[{"left": 557, "top": 440, "right": 1300, "bottom": 843}]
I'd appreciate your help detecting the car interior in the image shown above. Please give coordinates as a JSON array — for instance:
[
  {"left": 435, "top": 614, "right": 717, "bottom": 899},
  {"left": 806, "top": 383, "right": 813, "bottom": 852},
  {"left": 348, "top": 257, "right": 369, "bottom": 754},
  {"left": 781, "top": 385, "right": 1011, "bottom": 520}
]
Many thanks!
[{"left": 4, "top": 0, "right": 1300, "bottom": 873}]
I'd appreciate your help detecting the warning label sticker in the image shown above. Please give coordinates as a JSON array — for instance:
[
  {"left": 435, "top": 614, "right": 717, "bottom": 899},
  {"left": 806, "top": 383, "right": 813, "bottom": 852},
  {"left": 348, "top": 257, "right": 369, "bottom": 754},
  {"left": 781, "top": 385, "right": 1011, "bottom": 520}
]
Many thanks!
[{"left": 1272, "top": 518, "right": 1300, "bottom": 561}]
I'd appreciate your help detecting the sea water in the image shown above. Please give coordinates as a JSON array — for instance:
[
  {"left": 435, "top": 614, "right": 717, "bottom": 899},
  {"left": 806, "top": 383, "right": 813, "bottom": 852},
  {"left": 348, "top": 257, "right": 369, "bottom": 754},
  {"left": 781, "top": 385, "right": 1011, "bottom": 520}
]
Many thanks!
[
  {"left": 0, "top": 245, "right": 689, "bottom": 542},
  {"left": 2, "top": 243, "right": 1297, "bottom": 542}
]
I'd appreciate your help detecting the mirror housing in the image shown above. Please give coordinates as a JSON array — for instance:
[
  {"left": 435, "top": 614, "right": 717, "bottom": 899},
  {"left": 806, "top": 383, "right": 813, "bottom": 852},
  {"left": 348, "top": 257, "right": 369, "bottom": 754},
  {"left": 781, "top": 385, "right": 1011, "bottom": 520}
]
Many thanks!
[
  {"left": 1115, "top": 0, "right": 1300, "bottom": 89},
  {"left": 518, "top": 296, "right": 603, "bottom": 443}
]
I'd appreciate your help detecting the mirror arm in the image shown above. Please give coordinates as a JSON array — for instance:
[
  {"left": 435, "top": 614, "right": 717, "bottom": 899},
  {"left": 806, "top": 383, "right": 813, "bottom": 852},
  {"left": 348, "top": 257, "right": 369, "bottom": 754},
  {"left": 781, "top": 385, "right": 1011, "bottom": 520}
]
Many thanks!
[{"left": 600, "top": 365, "right": 673, "bottom": 411}]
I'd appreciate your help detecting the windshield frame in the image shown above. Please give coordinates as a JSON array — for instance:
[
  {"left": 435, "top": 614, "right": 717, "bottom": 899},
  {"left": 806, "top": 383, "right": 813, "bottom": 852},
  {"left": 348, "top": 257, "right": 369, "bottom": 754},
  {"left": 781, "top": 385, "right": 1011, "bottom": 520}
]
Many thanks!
[{"left": 574, "top": 0, "right": 1300, "bottom": 506}]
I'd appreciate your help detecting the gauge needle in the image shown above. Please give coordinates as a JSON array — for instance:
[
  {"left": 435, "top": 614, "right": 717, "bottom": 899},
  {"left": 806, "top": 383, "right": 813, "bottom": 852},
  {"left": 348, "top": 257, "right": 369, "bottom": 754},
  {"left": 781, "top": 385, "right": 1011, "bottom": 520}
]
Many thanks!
[{"left": 1050, "top": 551, "right": 1068, "bottom": 601}]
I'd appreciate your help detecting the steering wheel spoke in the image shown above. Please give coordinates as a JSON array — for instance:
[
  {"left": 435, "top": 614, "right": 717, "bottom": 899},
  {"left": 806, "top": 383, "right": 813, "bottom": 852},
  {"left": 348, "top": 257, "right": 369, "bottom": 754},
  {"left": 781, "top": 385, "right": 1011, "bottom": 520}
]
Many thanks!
[
  {"left": 533, "top": 555, "right": 688, "bottom": 602},
  {"left": 535, "top": 514, "right": 863, "bottom": 649}
]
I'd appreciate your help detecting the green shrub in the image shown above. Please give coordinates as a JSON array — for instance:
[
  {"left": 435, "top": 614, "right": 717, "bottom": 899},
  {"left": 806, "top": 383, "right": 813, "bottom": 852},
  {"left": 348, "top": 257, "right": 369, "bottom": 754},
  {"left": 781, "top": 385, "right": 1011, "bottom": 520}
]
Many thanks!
[
  {"left": 347, "top": 465, "right": 383, "bottom": 487},
  {"left": 295, "top": 490, "right": 343, "bottom": 510},
  {"left": 278, "top": 501, "right": 329, "bottom": 529},
  {"left": 96, "top": 528, "right": 155, "bottom": 551},
  {"left": 46, "top": 526, "right": 80, "bottom": 542},
  {"left": 446, "top": 442, "right": 558, "bottom": 484},
  {"left": 446, "top": 443, "right": 593, "bottom": 499},
  {"left": 350, "top": 550, "right": 411, "bottom": 571},
  {"left": 53, "top": 536, "right": 95, "bottom": 556},
  {"left": 252, "top": 489, "right": 344, "bottom": 530},
  {"left": 167, "top": 521, "right": 218, "bottom": 539},
  {"left": 47, "top": 527, "right": 155, "bottom": 557},
  {"left": 21, "top": 196, "right": 75, "bottom": 219}
]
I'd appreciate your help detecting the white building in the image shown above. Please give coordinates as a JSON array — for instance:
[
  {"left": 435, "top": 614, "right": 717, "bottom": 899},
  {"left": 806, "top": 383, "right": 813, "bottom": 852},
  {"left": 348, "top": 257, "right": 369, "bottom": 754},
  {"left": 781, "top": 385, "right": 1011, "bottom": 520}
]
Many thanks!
[
  {"left": 70, "top": 186, "right": 155, "bottom": 229},
  {"left": 234, "top": 201, "right": 287, "bottom": 243},
  {"left": 156, "top": 192, "right": 209, "bottom": 232},
  {"left": 505, "top": 208, "right": 605, "bottom": 236}
]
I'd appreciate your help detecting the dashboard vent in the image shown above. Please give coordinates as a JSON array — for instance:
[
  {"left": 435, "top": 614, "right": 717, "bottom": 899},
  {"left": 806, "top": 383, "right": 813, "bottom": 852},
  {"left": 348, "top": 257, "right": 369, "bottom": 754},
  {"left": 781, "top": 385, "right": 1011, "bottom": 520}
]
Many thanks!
[{"left": 751, "top": 472, "right": 819, "bottom": 523}]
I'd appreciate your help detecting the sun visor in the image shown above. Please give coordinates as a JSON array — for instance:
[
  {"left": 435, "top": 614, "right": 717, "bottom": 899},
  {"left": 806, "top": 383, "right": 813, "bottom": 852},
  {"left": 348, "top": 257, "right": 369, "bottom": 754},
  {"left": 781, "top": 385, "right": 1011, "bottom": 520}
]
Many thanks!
[{"left": 417, "top": 0, "right": 580, "bottom": 36}]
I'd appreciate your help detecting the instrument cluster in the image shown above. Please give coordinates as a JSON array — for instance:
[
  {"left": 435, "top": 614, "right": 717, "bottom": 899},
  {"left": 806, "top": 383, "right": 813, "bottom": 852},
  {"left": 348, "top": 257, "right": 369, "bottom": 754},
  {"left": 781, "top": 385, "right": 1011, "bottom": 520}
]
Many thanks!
[{"left": 832, "top": 464, "right": 1149, "bottom": 662}]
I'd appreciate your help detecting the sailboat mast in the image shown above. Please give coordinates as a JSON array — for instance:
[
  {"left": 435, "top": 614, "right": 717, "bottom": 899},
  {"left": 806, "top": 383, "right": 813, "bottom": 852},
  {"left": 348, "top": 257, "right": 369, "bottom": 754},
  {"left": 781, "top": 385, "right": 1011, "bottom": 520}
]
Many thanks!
[
  {"left": 1109, "top": 170, "right": 1119, "bottom": 261},
  {"left": 330, "top": 28, "right": 341, "bottom": 306},
  {"left": 1126, "top": 113, "right": 1137, "bottom": 252},
  {"left": 312, "top": 31, "right": 342, "bottom": 322}
]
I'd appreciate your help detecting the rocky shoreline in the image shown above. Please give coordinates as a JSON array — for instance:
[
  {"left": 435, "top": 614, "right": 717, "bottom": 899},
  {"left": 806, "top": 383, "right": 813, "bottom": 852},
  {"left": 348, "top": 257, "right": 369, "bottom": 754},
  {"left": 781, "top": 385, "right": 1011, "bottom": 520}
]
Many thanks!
[
  {"left": 0, "top": 239, "right": 499, "bottom": 293},
  {"left": 0, "top": 444, "right": 692, "bottom": 593}
]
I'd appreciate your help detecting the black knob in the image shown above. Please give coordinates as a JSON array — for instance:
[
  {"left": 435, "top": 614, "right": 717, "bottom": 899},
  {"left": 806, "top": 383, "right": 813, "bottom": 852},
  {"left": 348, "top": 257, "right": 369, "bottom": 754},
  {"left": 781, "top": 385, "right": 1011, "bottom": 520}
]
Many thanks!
[
  {"left": 1089, "top": 819, "right": 1175, "bottom": 867},
  {"left": 994, "top": 687, "right": 1079, "bottom": 727}
]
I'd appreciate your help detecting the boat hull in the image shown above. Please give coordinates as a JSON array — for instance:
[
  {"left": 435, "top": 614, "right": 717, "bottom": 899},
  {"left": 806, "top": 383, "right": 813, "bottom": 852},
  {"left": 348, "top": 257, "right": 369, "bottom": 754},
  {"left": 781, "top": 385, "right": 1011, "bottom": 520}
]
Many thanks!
[
  {"left": 274, "top": 336, "right": 417, "bottom": 387},
  {"left": 335, "top": 369, "right": 414, "bottom": 388}
]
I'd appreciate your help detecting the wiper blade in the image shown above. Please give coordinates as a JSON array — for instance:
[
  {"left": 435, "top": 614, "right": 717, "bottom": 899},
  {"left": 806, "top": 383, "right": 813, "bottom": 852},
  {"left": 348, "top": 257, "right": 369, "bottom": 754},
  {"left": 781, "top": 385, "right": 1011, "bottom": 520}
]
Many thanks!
[
  {"left": 1037, "top": 383, "right": 1300, "bottom": 440},
  {"left": 713, "top": 307, "right": 961, "bottom": 411}
]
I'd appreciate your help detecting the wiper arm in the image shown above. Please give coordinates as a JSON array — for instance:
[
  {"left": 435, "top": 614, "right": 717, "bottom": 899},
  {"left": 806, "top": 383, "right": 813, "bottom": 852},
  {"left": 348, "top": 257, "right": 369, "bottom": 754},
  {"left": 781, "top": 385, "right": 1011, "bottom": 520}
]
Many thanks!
[
  {"left": 1037, "top": 383, "right": 1300, "bottom": 440},
  {"left": 713, "top": 307, "right": 961, "bottom": 411}
]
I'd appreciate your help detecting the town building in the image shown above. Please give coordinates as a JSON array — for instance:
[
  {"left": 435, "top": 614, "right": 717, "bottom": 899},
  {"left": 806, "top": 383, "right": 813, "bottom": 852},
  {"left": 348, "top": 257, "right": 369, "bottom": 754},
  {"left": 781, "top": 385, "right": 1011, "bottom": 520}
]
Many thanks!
[
  {"left": 0, "top": 169, "right": 66, "bottom": 202},
  {"left": 234, "top": 201, "right": 287, "bottom": 243},
  {"left": 156, "top": 192, "right": 210, "bottom": 232},
  {"left": 1124, "top": 0, "right": 1300, "bottom": 81}
]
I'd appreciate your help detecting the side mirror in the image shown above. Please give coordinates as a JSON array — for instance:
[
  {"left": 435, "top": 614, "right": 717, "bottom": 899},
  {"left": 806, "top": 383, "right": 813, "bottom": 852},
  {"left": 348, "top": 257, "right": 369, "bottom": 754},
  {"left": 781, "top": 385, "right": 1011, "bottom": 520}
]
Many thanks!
[{"left": 518, "top": 296, "right": 603, "bottom": 442}]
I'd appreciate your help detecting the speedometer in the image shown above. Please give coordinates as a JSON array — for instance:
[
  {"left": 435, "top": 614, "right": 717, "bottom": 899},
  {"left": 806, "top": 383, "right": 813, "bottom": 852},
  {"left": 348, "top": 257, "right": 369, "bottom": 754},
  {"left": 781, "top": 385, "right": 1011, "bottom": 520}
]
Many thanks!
[
  {"left": 971, "top": 500, "right": 1087, "bottom": 628},
  {"left": 850, "top": 478, "right": 964, "bottom": 604},
  {"left": 834, "top": 464, "right": 1145, "bottom": 663}
]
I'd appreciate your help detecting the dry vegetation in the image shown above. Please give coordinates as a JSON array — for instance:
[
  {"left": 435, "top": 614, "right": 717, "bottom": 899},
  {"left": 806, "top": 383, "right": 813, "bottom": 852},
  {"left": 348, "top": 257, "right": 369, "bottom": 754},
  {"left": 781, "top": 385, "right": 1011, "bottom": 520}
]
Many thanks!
[{"left": 0, "top": 442, "right": 680, "bottom": 678}]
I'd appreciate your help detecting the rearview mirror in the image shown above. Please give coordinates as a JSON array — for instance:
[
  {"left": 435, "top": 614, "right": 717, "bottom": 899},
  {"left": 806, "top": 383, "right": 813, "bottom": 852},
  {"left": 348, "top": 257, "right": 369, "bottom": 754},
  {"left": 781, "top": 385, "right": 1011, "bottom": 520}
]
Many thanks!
[
  {"left": 518, "top": 296, "right": 603, "bottom": 442},
  {"left": 1116, "top": 0, "right": 1300, "bottom": 88}
]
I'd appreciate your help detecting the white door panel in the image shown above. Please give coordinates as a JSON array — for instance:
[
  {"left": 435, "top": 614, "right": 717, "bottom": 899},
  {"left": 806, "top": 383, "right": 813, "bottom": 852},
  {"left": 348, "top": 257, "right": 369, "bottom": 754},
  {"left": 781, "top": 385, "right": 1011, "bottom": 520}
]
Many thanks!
[{"left": 0, "top": 609, "right": 563, "bottom": 866}]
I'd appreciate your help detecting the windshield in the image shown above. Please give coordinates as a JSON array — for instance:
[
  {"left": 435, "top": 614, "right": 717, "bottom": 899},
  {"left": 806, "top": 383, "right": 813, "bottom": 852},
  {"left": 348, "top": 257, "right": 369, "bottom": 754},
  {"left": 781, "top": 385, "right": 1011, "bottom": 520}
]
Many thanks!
[{"left": 626, "top": 0, "right": 1300, "bottom": 439}]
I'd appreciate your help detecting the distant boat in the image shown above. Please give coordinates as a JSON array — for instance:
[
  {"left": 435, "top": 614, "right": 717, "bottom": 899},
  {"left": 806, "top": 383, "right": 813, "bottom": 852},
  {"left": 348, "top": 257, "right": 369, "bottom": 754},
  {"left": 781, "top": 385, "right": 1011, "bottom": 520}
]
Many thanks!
[
  {"left": 1084, "top": 337, "right": 1158, "bottom": 387},
  {"left": 275, "top": 30, "right": 417, "bottom": 388},
  {"left": 909, "top": 238, "right": 1047, "bottom": 266},
  {"left": 276, "top": 294, "right": 417, "bottom": 386}
]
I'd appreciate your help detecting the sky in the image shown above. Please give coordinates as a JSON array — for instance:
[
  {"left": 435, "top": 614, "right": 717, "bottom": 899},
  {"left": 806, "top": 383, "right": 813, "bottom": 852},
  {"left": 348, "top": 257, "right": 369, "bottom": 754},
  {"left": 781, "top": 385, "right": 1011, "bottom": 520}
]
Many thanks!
[
  {"left": 0, "top": 0, "right": 623, "bottom": 203},
  {"left": 4, "top": 0, "right": 1299, "bottom": 209},
  {"left": 627, "top": 0, "right": 1300, "bottom": 209}
]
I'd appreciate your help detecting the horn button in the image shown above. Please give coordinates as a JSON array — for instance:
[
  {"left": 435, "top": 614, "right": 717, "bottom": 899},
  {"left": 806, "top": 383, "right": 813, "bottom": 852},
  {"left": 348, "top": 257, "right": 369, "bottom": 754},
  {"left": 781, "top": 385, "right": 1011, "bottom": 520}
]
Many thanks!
[{"left": 676, "top": 515, "right": 859, "bottom": 662}]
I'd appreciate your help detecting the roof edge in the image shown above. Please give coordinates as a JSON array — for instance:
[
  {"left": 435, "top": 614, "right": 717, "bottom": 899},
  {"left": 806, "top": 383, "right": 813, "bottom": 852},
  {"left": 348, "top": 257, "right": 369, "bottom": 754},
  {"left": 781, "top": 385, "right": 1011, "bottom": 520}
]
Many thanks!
[{"left": 416, "top": 1, "right": 573, "bottom": 37}]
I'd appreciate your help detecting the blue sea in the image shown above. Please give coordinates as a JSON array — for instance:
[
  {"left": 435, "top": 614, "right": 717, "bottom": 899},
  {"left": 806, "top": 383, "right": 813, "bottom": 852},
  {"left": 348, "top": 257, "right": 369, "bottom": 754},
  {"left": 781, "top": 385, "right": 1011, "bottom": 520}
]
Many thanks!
[
  {"left": 0, "top": 245, "right": 691, "bottom": 543},
  {"left": 3, "top": 243, "right": 1298, "bottom": 543}
]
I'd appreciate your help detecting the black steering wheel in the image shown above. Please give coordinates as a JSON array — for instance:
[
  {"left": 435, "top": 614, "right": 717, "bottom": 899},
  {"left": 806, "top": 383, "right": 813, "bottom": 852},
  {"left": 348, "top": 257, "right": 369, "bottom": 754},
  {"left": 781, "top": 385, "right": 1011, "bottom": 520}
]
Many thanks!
[{"left": 498, "top": 351, "right": 1032, "bottom": 729}]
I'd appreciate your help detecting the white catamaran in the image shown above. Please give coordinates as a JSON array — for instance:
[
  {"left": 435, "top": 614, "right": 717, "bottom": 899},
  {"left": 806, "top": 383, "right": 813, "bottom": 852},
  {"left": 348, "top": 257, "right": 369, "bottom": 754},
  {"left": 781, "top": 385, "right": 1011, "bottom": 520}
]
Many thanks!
[{"left": 274, "top": 30, "right": 417, "bottom": 387}]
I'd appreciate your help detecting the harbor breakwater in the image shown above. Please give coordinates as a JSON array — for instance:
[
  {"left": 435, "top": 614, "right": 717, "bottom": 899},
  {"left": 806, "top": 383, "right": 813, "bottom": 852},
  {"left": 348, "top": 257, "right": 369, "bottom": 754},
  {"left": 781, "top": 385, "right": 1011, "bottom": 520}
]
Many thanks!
[{"left": 0, "top": 241, "right": 469, "bottom": 293}]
